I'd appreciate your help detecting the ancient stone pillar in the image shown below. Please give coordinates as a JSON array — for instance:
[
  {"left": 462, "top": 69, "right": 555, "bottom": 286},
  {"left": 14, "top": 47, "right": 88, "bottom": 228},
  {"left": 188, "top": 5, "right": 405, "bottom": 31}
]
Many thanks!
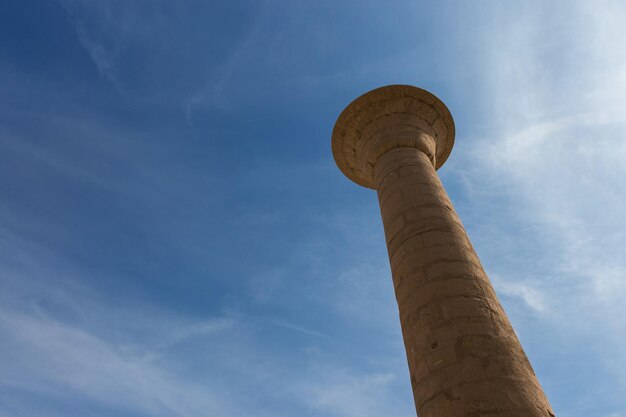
[{"left": 331, "top": 85, "right": 554, "bottom": 417}]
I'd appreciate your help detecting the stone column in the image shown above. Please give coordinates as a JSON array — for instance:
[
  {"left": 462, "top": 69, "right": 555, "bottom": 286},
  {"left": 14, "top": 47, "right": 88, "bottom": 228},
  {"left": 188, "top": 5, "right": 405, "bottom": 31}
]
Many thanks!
[{"left": 331, "top": 85, "right": 554, "bottom": 417}]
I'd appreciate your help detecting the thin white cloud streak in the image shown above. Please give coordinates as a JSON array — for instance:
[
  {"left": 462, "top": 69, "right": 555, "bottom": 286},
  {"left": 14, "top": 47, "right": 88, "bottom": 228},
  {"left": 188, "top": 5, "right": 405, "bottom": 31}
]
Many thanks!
[
  {"left": 0, "top": 267, "right": 303, "bottom": 417},
  {"left": 183, "top": 5, "right": 269, "bottom": 116},
  {"left": 0, "top": 291, "right": 409, "bottom": 417},
  {"left": 60, "top": 0, "right": 127, "bottom": 89},
  {"left": 0, "top": 231, "right": 236, "bottom": 416},
  {"left": 490, "top": 274, "right": 547, "bottom": 313},
  {"left": 0, "top": 310, "right": 233, "bottom": 417},
  {"left": 299, "top": 369, "right": 406, "bottom": 417}
]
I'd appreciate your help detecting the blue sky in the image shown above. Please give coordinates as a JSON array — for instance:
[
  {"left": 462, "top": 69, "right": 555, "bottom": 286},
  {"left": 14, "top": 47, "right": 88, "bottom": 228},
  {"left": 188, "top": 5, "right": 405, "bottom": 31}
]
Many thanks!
[{"left": 1, "top": 1, "right": 625, "bottom": 416}]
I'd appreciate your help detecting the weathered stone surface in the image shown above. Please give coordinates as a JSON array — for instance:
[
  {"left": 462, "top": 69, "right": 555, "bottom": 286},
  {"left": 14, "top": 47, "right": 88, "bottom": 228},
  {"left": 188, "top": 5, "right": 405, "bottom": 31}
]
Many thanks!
[{"left": 331, "top": 85, "right": 554, "bottom": 417}]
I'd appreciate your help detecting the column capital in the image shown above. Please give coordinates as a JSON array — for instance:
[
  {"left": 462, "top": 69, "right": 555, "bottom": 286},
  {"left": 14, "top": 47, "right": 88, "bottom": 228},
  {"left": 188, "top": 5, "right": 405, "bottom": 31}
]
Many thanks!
[{"left": 331, "top": 85, "right": 455, "bottom": 189}]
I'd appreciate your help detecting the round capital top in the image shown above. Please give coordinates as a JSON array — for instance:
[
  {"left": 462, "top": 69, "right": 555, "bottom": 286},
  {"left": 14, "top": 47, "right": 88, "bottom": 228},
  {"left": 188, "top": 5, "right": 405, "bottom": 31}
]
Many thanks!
[{"left": 331, "top": 85, "right": 455, "bottom": 189}]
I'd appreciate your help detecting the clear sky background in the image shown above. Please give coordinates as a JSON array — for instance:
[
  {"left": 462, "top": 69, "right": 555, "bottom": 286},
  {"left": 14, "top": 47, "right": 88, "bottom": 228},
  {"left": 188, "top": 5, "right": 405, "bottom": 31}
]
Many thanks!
[{"left": 1, "top": 1, "right": 625, "bottom": 416}]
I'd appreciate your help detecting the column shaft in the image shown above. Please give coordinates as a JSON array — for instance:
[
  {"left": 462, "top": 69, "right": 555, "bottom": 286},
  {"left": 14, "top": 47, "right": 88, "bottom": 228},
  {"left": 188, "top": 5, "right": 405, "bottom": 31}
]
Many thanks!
[{"left": 374, "top": 147, "right": 553, "bottom": 417}]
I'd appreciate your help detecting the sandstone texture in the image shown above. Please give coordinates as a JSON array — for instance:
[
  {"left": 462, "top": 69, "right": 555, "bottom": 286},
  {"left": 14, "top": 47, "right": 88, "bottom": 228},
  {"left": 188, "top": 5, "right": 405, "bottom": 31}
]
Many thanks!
[{"left": 331, "top": 85, "right": 555, "bottom": 417}]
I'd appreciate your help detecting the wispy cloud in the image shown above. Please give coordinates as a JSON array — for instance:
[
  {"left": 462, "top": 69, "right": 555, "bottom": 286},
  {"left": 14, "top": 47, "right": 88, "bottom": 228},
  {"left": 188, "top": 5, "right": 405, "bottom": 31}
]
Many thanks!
[
  {"left": 0, "top": 272, "right": 413, "bottom": 417},
  {"left": 0, "top": 309, "right": 235, "bottom": 417},
  {"left": 301, "top": 369, "right": 409, "bottom": 417},
  {"left": 453, "top": 1, "right": 626, "bottom": 412},
  {"left": 60, "top": 0, "right": 125, "bottom": 88},
  {"left": 491, "top": 274, "right": 547, "bottom": 313}
]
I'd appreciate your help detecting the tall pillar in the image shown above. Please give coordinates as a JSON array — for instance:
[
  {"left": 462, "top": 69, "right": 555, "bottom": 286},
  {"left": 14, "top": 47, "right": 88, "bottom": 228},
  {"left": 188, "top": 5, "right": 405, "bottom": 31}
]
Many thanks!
[{"left": 331, "top": 85, "right": 554, "bottom": 417}]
